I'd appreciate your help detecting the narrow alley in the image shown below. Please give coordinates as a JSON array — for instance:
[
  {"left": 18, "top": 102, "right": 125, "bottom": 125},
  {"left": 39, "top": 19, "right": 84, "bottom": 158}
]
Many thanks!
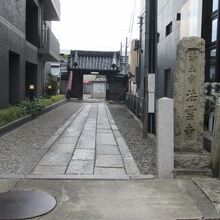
[
  {"left": 0, "top": 100, "right": 219, "bottom": 219},
  {"left": 1, "top": 0, "right": 220, "bottom": 219},
  {"left": 31, "top": 103, "right": 140, "bottom": 178}
]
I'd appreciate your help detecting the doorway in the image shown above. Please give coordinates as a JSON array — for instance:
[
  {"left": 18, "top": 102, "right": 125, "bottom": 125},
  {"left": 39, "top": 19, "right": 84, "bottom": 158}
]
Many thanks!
[{"left": 83, "top": 74, "right": 106, "bottom": 100}]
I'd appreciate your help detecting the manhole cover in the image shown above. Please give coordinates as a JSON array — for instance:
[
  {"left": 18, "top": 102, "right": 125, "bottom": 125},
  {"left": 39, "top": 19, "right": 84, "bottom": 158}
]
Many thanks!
[{"left": 0, "top": 190, "right": 56, "bottom": 219}]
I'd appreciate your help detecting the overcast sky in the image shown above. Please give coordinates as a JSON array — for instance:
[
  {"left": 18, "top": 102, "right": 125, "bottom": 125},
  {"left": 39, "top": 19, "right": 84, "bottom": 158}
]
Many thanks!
[{"left": 52, "top": 0, "right": 140, "bottom": 52}]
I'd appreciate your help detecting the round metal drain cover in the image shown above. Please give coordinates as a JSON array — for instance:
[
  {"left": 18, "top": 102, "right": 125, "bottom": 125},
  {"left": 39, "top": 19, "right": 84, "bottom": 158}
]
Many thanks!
[{"left": 0, "top": 190, "right": 56, "bottom": 219}]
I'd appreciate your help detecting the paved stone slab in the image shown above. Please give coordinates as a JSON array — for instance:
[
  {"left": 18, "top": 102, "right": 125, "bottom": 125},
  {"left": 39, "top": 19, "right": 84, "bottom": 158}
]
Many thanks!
[
  {"left": 83, "top": 123, "right": 96, "bottom": 130},
  {"left": 68, "top": 121, "right": 85, "bottom": 129},
  {"left": 97, "top": 124, "right": 111, "bottom": 130},
  {"left": 193, "top": 178, "right": 220, "bottom": 204},
  {"left": 97, "top": 133, "right": 117, "bottom": 146},
  {"left": 61, "top": 130, "right": 81, "bottom": 137},
  {"left": 96, "top": 145, "right": 120, "bottom": 155},
  {"left": 113, "top": 130, "right": 140, "bottom": 176},
  {"left": 115, "top": 136, "right": 133, "bottom": 158},
  {"left": 41, "top": 135, "right": 60, "bottom": 149},
  {"left": 25, "top": 174, "right": 130, "bottom": 180},
  {"left": 177, "top": 179, "right": 220, "bottom": 219},
  {"left": 50, "top": 143, "right": 76, "bottom": 153},
  {"left": 37, "top": 143, "right": 76, "bottom": 166},
  {"left": 96, "top": 155, "right": 124, "bottom": 168},
  {"left": 72, "top": 149, "right": 95, "bottom": 160},
  {"left": 76, "top": 133, "right": 96, "bottom": 149},
  {"left": 124, "top": 158, "right": 141, "bottom": 176},
  {"left": 28, "top": 103, "right": 139, "bottom": 178},
  {"left": 32, "top": 165, "right": 66, "bottom": 175},
  {"left": 13, "top": 179, "right": 203, "bottom": 220},
  {"left": 81, "top": 131, "right": 96, "bottom": 138},
  {"left": 97, "top": 129, "right": 112, "bottom": 134},
  {"left": 66, "top": 160, "right": 94, "bottom": 175},
  {"left": 95, "top": 167, "right": 126, "bottom": 175},
  {"left": 0, "top": 179, "right": 18, "bottom": 193},
  {"left": 111, "top": 123, "right": 118, "bottom": 130},
  {"left": 58, "top": 137, "right": 78, "bottom": 144},
  {"left": 38, "top": 152, "right": 72, "bottom": 166}
]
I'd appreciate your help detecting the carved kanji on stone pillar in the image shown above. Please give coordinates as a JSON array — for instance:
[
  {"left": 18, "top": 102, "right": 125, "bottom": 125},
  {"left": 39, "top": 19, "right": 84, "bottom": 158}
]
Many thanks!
[{"left": 174, "top": 37, "right": 211, "bottom": 173}]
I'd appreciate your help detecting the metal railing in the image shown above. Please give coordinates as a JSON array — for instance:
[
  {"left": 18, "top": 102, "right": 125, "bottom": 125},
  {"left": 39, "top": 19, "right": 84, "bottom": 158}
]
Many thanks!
[
  {"left": 204, "top": 82, "right": 220, "bottom": 133},
  {"left": 40, "top": 26, "right": 60, "bottom": 61},
  {"left": 126, "top": 94, "right": 143, "bottom": 120}
]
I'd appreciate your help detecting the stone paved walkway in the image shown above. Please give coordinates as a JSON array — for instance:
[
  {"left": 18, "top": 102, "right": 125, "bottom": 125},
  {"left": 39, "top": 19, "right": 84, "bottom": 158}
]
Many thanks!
[{"left": 31, "top": 103, "right": 141, "bottom": 178}]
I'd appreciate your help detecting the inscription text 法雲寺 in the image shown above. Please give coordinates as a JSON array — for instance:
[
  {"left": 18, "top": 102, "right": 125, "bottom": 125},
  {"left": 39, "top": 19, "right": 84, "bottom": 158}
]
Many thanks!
[{"left": 183, "top": 50, "right": 199, "bottom": 139}]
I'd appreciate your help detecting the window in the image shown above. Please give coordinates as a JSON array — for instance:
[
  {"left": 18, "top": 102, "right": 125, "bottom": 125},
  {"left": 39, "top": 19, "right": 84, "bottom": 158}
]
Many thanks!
[
  {"left": 26, "top": 0, "right": 39, "bottom": 47},
  {"left": 212, "top": 18, "right": 218, "bottom": 42},
  {"left": 202, "top": 0, "right": 219, "bottom": 83},
  {"left": 212, "top": 0, "right": 218, "bottom": 12},
  {"left": 209, "top": 49, "right": 217, "bottom": 81},
  {"left": 176, "top": 13, "right": 181, "bottom": 21},
  {"left": 164, "top": 69, "right": 171, "bottom": 97},
  {"left": 157, "top": 32, "right": 160, "bottom": 43},
  {"left": 166, "top": 22, "right": 172, "bottom": 36}
]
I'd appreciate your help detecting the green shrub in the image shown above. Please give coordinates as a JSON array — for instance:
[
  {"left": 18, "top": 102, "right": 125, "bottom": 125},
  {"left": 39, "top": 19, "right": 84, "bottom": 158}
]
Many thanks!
[
  {"left": 51, "top": 95, "right": 64, "bottom": 102},
  {"left": 0, "top": 95, "right": 65, "bottom": 127},
  {"left": 17, "top": 100, "right": 44, "bottom": 117},
  {"left": 38, "top": 95, "right": 64, "bottom": 108},
  {"left": 38, "top": 98, "right": 53, "bottom": 108},
  {"left": 0, "top": 106, "right": 27, "bottom": 127}
]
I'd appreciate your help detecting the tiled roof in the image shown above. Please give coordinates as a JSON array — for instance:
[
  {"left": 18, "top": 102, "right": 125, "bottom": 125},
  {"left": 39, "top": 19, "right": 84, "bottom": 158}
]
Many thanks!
[{"left": 70, "top": 50, "right": 120, "bottom": 72}]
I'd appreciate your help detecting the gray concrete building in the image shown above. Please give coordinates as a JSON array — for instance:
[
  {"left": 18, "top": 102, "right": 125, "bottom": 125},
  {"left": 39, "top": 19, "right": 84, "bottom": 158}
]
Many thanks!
[
  {"left": 133, "top": 0, "right": 220, "bottom": 133},
  {"left": 157, "top": 0, "right": 220, "bottom": 134},
  {"left": 157, "top": 0, "right": 220, "bottom": 98},
  {"left": 0, "top": 0, "right": 60, "bottom": 107}
]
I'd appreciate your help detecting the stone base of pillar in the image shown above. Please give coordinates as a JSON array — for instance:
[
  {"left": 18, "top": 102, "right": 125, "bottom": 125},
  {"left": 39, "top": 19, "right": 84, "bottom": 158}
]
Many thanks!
[
  {"left": 173, "top": 168, "right": 211, "bottom": 177},
  {"left": 174, "top": 152, "right": 211, "bottom": 177}
]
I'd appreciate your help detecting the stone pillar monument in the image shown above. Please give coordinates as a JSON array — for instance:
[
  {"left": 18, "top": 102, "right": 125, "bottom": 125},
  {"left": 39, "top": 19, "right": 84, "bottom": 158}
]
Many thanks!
[
  {"left": 174, "top": 37, "right": 211, "bottom": 175},
  {"left": 157, "top": 98, "right": 174, "bottom": 178}
]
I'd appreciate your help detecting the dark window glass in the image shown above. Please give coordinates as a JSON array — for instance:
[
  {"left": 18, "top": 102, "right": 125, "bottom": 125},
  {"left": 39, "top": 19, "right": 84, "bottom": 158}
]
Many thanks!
[
  {"left": 212, "top": 0, "right": 218, "bottom": 12},
  {"left": 209, "top": 49, "right": 216, "bottom": 81},
  {"left": 166, "top": 22, "right": 172, "bottom": 36},
  {"left": 176, "top": 13, "right": 181, "bottom": 21},
  {"left": 212, "top": 18, "right": 218, "bottom": 42},
  {"left": 164, "top": 69, "right": 171, "bottom": 97}
]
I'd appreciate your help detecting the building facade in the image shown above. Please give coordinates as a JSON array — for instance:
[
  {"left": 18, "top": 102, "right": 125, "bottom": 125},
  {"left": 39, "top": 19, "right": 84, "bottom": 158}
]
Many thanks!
[
  {"left": 132, "top": 0, "right": 219, "bottom": 133},
  {"left": 0, "top": 0, "right": 60, "bottom": 107},
  {"left": 156, "top": 0, "right": 220, "bottom": 133},
  {"left": 128, "top": 39, "right": 139, "bottom": 95},
  {"left": 157, "top": 0, "right": 220, "bottom": 98}
]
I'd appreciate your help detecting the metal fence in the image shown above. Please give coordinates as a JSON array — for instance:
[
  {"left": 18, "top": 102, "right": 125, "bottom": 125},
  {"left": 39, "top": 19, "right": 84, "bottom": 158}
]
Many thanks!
[
  {"left": 204, "top": 82, "right": 220, "bottom": 133},
  {"left": 126, "top": 94, "right": 143, "bottom": 120}
]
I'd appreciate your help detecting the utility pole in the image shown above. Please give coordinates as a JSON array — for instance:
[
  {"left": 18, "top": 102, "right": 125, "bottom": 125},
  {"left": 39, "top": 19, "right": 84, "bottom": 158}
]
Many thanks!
[
  {"left": 120, "top": 42, "right": 123, "bottom": 72},
  {"left": 142, "top": 0, "right": 157, "bottom": 137},
  {"left": 125, "top": 37, "right": 128, "bottom": 75},
  {"left": 142, "top": 0, "right": 150, "bottom": 138}
]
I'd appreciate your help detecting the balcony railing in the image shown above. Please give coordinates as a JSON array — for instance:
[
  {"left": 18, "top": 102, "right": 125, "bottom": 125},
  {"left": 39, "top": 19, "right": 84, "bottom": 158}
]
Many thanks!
[
  {"left": 39, "top": 26, "right": 60, "bottom": 62},
  {"left": 43, "top": 0, "right": 61, "bottom": 21}
]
